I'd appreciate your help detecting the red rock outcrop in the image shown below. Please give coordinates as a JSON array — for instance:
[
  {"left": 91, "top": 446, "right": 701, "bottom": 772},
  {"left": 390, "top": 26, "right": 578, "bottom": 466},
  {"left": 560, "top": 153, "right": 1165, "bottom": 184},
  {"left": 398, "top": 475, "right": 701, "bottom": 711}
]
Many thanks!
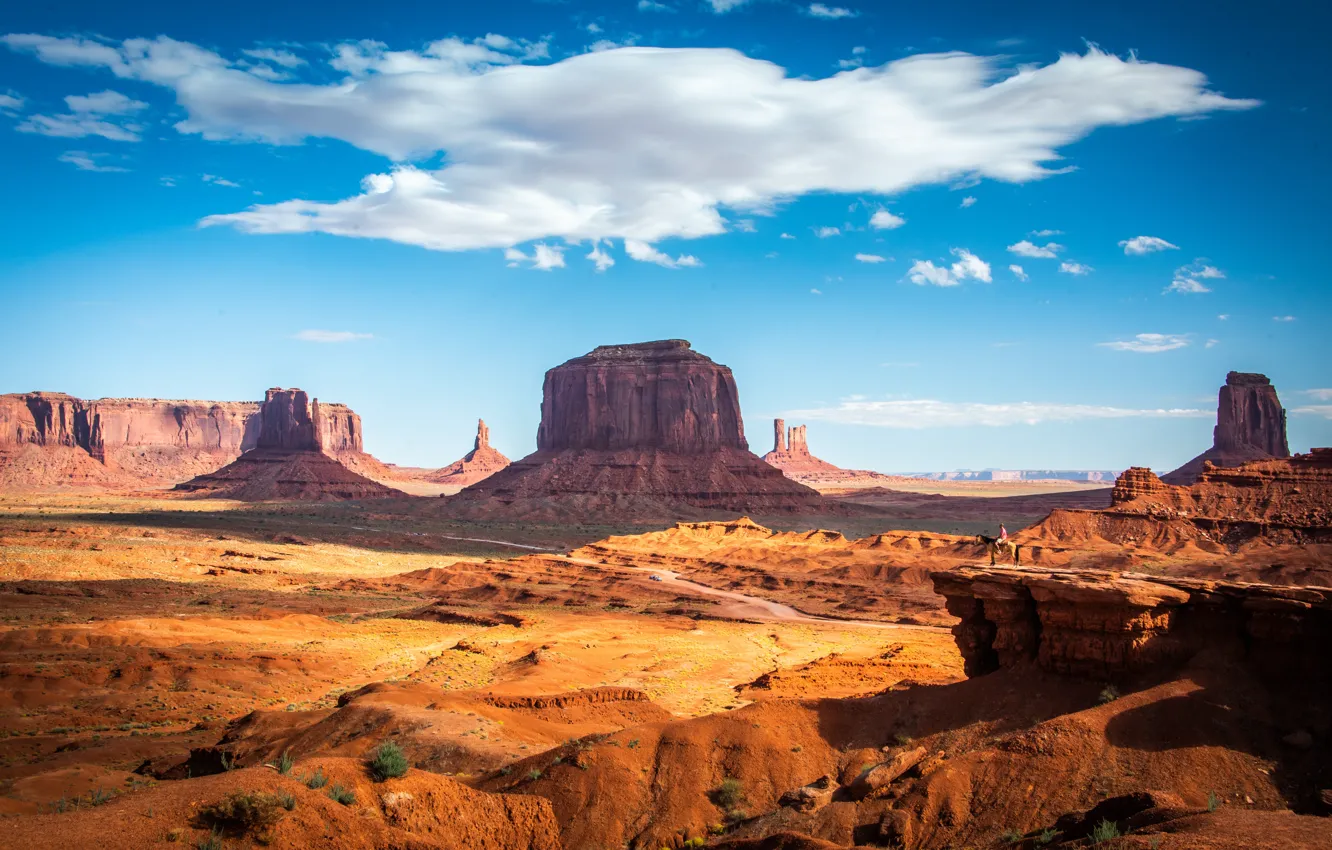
[
  {"left": 428, "top": 419, "right": 511, "bottom": 487},
  {"left": 761, "top": 418, "right": 895, "bottom": 490},
  {"left": 175, "top": 388, "right": 403, "bottom": 501},
  {"left": 932, "top": 565, "right": 1332, "bottom": 684},
  {"left": 1163, "top": 371, "right": 1290, "bottom": 484},
  {"left": 450, "top": 340, "right": 822, "bottom": 517}
]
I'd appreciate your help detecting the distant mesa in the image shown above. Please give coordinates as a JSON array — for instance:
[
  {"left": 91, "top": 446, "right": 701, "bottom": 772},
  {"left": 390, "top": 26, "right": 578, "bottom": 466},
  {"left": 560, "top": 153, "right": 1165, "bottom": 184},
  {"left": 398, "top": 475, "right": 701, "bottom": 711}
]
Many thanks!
[
  {"left": 761, "top": 418, "right": 898, "bottom": 489},
  {"left": 1162, "top": 371, "right": 1289, "bottom": 484},
  {"left": 428, "top": 419, "right": 511, "bottom": 487},
  {"left": 175, "top": 388, "right": 404, "bottom": 501},
  {"left": 449, "top": 340, "right": 823, "bottom": 517}
]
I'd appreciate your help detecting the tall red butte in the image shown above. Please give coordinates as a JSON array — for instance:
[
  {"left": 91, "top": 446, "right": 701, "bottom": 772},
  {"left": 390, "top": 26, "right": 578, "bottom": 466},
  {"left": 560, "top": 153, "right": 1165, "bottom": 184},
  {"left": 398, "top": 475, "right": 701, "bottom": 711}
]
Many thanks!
[
  {"left": 450, "top": 340, "right": 822, "bottom": 515},
  {"left": 1162, "top": 371, "right": 1290, "bottom": 484}
]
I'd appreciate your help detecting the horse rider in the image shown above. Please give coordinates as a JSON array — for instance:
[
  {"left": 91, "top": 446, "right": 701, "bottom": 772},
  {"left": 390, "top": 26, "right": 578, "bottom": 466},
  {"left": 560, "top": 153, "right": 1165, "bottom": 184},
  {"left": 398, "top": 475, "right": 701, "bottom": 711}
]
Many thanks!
[{"left": 998, "top": 523, "right": 1008, "bottom": 542}]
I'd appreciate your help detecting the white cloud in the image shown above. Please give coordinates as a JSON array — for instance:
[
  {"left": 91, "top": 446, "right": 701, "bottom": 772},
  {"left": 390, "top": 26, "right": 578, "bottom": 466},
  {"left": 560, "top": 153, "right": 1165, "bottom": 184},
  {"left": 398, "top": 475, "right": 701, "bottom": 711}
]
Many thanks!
[
  {"left": 57, "top": 150, "right": 128, "bottom": 172},
  {"left": 1165, "top": 276, "right": 1210, "bottom": 294},
  {"left": 1166, "top": 259, "right": 1224, "bottom": 293},
  {"left": 160, "top": 176, "right": 176, "bottom": 186},
  {"left": 780, "top": 232, "right": 795, "bottom": 240},
  {"left": 1205, "top": 338, "right": 1219, "bottom": 348},
  {"left": 1217, "top": 314, "right": 1229, "bottom": 320},
  {"left": 869, "top": 209, "right": 905, "bottom": 230},
  {"left": 1302, "top": 389, "right": 1332, "bottom": 401},
  {"left": 1119, "top": 235, "right": 1178, "bottom": 255},
  {"left": 638, "top": 0, "right": 674, "bottom": 10},
  {"left": 2, "top": 36, "right": 1259, "bottom": 258},
  {"left": 707, "top": 0, "right": 749, "bottom": 11},
  {"left": 733, "top": 218, "right": 756, "bottom": 232},
  {"left": 1098, "top": 333, "right": 1189, "bottom": 353},
  {"left": 807, "top": 3, "right": 858, "bottom": 18},
  {"left": 814, "top": 226, "right": 841, "bottom": 238},
  {"left": 786, "top": 398, "right": 1209, "bottom": 428},
  {"left": 1059, "top": 261, "right": 1092, "bottom": 275},
  {"left": 810, "top": 288, "right": 822, "bottom": 295},
  {"left": 505, "top": 243, "right": 566, "bottom": 270},
  {"left": 1273, "top": 315, "right": 1295, "bottom": 322},
  {"left": 855, "top": 253, "right": 886, "bottom": 263},
  {"left": 1008, "top": 264, "right": 1027, "bottom": 281},
  {"left": 64, "top": 89, "right": 146, "bottom": 114},
  {"left": 0, "top": 90, "right": 23, "bottom": 111},
  {"left": 202, "top": 173, "right": 241, "bottom": 188},
  {"left": 1293, "top": 405, "right": 1332, "bottom": 419},
  {"left": 18, "top": 112, "right": 141, "bottom": 141},
  {"left": 624, "top": 238, "right": 700, "bottom": 268},
  {"left": 1007, "top": 240, "right": 1062, "bottom": 258},
  {"left": 293, "top": 329, "right": 373, "bottom": 343},
  {"left": 959, "top": 195, "right": 977, "bottom": 208},
  {"left": 241, "top": 48, "right": 306, "bottom": 68},
  {"left": 1030, "top": 229, "right": 1061, "bottom": 237},
  {"left": 906, "top": 248, "right": 990, "bottom": 286},
  {"left": 1193, "top": 265, "right": 1225, "bottom": 278},
  {"left": 586, "top": 239, "right": 614, "bottom": 272}
]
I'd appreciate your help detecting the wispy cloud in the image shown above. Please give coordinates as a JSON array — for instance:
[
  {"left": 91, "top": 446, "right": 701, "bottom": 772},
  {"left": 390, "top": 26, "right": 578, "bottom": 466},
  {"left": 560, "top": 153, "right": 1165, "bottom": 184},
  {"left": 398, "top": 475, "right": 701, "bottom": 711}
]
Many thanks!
[
  {"left": 1303, "top": 389, "right": 1332, "bottom": 401},
  {"left": 293, "top": 330, "right": 373, "bottom": 343},
  {"left": 855, "top": 253, "right": 886, "bottom": 263},
  {"left": 869, "top": 209, "right": 905, "bottom": 230},
  {"left": 1273, "top": 315, "right": 1296, "bottom": 322},
  {"left": 785, "top": 398, "right": 1208, "bottom": 428},
  {"left": 202, "top": 174, "right": 241, "bottom": 188},
  {"left": 1293, "top": 405, "right": 1332, "bottom": 419},
  {"left": 58, "top": 151, "right": 128, "bottom": 172},
  {"left": 810, "top": 288, "right": 822, "bottom": 295},
  {"left": 1119, "top": 235, "right": 1179, "bottom": 255},
  {"left": 1059, "top": 261, "right": 1093, "bottom": 275},
  {"left": 0, "top": 90, "right": 23, "bottom": 112},
  {"left": 1008, "top": 240, "right": 1062, "bottom": 258},
  {"left": 1166, "top": 259, "right": 1224, "bottom": 294},
  {"left": 624, "top": 238, "right": 700, "bottom": 268},
  {"left": 505, "top": 243, "right": 566, "bottom": 270},
  {"left": 959, "top": 195, "right": 977, "bottom": 208},
  {"left": 585, "top": 239, "right": 614, "bottom": 272},
  {"left": 806, "top": 3, "right": 858, "bottom": 18},
  {"left": 814, "top": 225, "right": 841, "bottom": 238},
  {"left": 1098, "top": 333, "right": 1189, "bottom": 353},
  {"left": 1008, "top": 264, "right": 1027, "bottom": 281},
  {"left": 1030, "top": 229, "right": 1062, "bottom": 237}
]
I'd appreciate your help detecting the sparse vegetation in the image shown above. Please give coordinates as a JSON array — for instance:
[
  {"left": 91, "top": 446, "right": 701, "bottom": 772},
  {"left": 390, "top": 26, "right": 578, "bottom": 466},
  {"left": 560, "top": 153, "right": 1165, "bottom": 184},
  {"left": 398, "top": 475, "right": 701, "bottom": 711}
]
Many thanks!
[
  {"left": 627, "top": 739, "right": 640, "bottom": 749},
  {"left": 194, "top": 829, "right": 225, "bottom": 850},
  {"left": 712, "top": 777, "right": 745, "bottom": 809},
  {"left": 275, "top": 749, "right": 295, "bottom": 775},
  {"left": 303, "top": 768, "right": 328, "bottom": 790},
  {"left": 1090, "top": 818, "right": 1121, "bottom": 844},
  {"left": 527, "top": 768, "right": 543, "bottom": 781},
  {"left": 1207, "top": 791, "right": 1221, "bottom": 812},
  {"left": 999, "top": 828, "right": 1024, "bottom": 843},
  {"left": 1098, "top": 685, "right": 1121, "bottom": 704},
  {"left": 1037, "top": 827, "right": 1059, "bottom": 845},
  {"left": 327, "top": 784, "right": 356, "bottom": 806},
  {"left": 87, "top": 787, "right": 113, "bottom": 806},
  {"left": 278, "top": 791, "right": 297, "bottom": 811},
  {"left": 368, "top": 741, "right": 409, "bottom": 782},
  {"left": 893, "top": 733, "right": 913, "bottom": 746},
  {"left": 200, "top": 790, "right": 289, "bottom": 834}
]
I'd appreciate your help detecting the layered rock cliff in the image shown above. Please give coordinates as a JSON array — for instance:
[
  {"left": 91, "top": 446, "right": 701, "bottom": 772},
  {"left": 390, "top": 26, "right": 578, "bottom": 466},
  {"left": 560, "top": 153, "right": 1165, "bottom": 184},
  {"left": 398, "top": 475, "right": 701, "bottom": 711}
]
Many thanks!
[
  {"left": 175, "top": 388, "right": 402, "bottom": 501},
  {"left": 1163, "top": 371, "right": 1290, "bottom": 484},
  {"left": 932, "top": 566, "right": 1331, "bottom": 685},
  {"left": 451, "top": 341, "right": 823, "bottom": 517},
  {"left": 428, "top": 419, "right": 511, "bottom": 487}
]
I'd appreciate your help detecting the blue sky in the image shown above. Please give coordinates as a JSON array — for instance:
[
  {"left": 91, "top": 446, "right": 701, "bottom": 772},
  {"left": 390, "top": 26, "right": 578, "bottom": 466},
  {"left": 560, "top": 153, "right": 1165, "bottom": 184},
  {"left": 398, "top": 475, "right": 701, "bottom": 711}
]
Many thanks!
[{"left": 2, "top": 0, "right": 1329, "bottom": 472}]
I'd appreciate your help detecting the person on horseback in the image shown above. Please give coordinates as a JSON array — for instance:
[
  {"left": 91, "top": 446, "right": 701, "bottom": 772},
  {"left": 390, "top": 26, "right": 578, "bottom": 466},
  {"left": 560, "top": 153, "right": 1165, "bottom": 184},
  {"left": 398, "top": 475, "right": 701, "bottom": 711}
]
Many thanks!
[{"left": 998, "top": 523, "right": 1008, "bottom": 542}]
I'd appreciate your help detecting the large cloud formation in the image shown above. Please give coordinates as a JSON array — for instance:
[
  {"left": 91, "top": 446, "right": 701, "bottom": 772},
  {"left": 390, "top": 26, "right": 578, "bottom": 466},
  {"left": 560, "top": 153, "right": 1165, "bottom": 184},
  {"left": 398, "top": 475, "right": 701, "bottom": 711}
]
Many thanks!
[{"left": 3, "top": 34, "right": 1259, "bottom": 263}]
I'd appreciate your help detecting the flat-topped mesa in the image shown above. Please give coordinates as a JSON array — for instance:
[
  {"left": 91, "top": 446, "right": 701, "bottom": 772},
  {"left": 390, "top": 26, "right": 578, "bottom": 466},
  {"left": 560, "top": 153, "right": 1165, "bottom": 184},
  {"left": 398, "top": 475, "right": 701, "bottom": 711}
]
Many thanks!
[
  {"left": 536, "top": 339, "right": 748, "bottom": 454},
  {"left": 258, "top": 388, "right": 318, "bottom": 451},
  {"left": 931, "top": 567, "right": 1331, "bottom": 690},
  {"left": 451, "top": 340, "right": 823, "bottom": 516},
  {"left": 1163, "top": 371, "right": 1289, "bottom": 484},
  {"left": 0, "top": 392, "right": 87, "bottom": 448},
  {"left": 428, "top": 418, "right": 512, "bottom": 487}
]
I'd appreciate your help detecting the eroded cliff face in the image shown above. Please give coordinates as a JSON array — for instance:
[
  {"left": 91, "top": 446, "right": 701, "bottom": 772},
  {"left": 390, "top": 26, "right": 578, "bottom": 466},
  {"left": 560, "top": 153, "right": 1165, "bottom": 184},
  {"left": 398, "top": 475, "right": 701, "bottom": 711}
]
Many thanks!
[
  {"left": 0, "top": 392, "right": 88, "bottom": 448},
  {"left": 452, "top": 341, "right": 822, "bottom": 516},
  {"left": 932, "top": 566, "right": 1331, "bottom": 686},
  {"left": 1164, "top": 371, "right": 1290, "bottom": 484}
]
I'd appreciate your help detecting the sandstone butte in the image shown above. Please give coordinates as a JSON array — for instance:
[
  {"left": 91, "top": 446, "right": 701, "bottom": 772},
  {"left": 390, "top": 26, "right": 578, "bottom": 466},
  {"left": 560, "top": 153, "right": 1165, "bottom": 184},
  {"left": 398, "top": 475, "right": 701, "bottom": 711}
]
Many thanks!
[
  {"left": 0, "top": 388, "right": 408, "bottom": 491},
  {"left": 428, "top": 418, "right": 511, "bottom": 486},
  {"left": 1162, "top": 371, "right": 1290, "bottom": 484},
  {"left": 761, "top": 418, "right": 898, "bottom": 489},
  {"left": 174, "top": 388, "right": 405, "bottom": 501},
  {"left": 449, "top": 340, "right": 823, "bottom": 516}
]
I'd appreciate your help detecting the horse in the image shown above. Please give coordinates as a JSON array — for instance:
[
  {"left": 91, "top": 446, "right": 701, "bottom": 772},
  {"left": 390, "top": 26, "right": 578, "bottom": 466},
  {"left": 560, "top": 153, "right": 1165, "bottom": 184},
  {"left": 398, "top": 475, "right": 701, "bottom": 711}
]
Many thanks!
[{"left": 976, "top": 534, "right": 1021, "bottom": 566}]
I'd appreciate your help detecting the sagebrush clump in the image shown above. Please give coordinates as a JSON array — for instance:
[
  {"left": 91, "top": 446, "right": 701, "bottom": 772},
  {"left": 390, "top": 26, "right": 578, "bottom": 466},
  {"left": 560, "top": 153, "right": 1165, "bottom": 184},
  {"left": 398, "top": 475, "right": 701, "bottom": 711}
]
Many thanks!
[
  {"left": 368, "top": 741, "right": 410, "bottom": 782},
  {"left": 200, "top": 790, "right": 289, "bottom": 834}
]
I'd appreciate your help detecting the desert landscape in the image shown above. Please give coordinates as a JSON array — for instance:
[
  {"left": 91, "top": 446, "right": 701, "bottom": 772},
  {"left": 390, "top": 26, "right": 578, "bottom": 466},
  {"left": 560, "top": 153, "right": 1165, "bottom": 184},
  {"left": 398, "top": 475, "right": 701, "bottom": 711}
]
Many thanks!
[{"left": 0, "top": 341, "right": 1327, "bottom": 850}]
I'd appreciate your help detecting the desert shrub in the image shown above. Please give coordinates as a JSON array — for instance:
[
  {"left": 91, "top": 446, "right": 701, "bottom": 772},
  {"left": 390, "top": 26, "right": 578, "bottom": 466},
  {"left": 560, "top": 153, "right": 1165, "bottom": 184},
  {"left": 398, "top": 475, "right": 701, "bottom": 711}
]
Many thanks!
[
  {"left": 368, "top": 741, "right": 409, "bottom": 782},
  {"left": 327, "top": 784, "right": 356, "bottom": 806},
  {"left": 1037, "top": 827, "right": 1059, "bottom": 845},
  {"left": 627, "top": 739, "right": 640, "bottom": 749},
  {"left": 999, "top": 828, "right": 1023, "bottom": 843},
  {"left": 87, "top": 787, "right": 113, "bottom": 806},
  {"left": 893, "top": 733, "right": 913, "bottom": 746},
  {"left": 194, "top": 829, "right": 225, "bottom": 850},
  {"left": 723, "top": 809, "right": 748, "bottom": 825},
  {"left": 712, "top": 777, "right": 745, "bottom": 809},
  {"left": 200, "top": 790, "right": 288, "bottom": 834},
  {"left": 303, "top": 769, "right": 328, "bottom": 790},
  {"left": 1207, "top": 791, "right": 1221, "bottom": 812},
  {"left": 527, "top": 768, "right": 543, "bottom": 781},
  {"left": 278, "top": 791, "right": 297, "bottom": 811},
  {"left": 1090, "top": 819, "right": 1121, "bottom": 844},
  {"left": 275, "top": 750, "right": 294, "bottom": 775},
  {"left": 1098, "top": 685, "right": 1121, "bottom": 704}
]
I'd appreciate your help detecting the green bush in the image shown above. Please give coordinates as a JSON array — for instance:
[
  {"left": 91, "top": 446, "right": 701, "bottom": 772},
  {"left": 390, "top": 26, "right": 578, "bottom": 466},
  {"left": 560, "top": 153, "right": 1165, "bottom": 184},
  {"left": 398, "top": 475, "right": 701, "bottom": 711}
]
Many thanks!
[
  {"left": 194, "top": 829, "right": 225, "bottom": 850},
  {"left": 278, "top": 791, "right": 297, "bottom": 811},
  {"left": 1098, "top": 685, "right": 1121, "bottom": 705},
  {"left": 713, "top": 777, "right": 744, "bottom": 809},
  {"left": 327, "top": 784, "right": 356, "bottom": 806},
  {"left": 200, "top": 791, "right": 288, "bottom": 834},
  {"left": 368, "top": 741, "right": 409, "bottom": 782},
  {"left": 275, "top": 750, "right": 295, "bottom": 775},
  {"left": 303, "top": 769, "right": 328, "bottom": 790},
  {"left": 1207, "top": 791, "right": 1221, "bottom": 812},
  {"left": 1090, "top": 819, "right": 1121, "bottom": 843}
]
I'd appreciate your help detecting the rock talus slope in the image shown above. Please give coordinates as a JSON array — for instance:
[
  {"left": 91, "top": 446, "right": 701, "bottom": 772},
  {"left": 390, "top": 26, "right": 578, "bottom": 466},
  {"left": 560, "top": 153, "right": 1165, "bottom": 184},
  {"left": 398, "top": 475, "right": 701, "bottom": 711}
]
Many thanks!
[{"left": 450, "top": 340, "right": 822, "bottom": 516}]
